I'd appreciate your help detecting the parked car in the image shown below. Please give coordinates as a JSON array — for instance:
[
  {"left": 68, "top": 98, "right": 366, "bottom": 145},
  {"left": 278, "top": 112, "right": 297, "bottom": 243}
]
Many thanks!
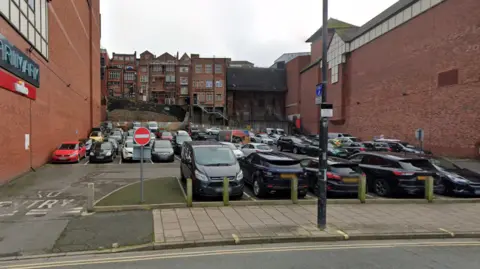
[
  {"left": 328, "top": 133, "right": 353, "bottom": 139},
  {"left": 147, "top": 121, "right": 159, "bottom": 133},
  {"left": 109, "top": 130, "right": 123, "bottom": 144},
  {"left": 172, "top": 133, "right": 193, "bottom": 155},
  {"left": 151, "top": 140, "right": 174, "bottom": 162},
  {"left": 107, "top": 138, "right": 119, "bottom": 154},
  {"left": 132, "top": 121, "right": 142, "bottom": 129},
  {"left": 374, "top": 139, "right": 423, "bottom": 154},
  {"left": 254, "top": 134, "right": 274, "bottom": 145},
  {"left": 220, "top": 142, "right": 245, "bottom": 159},
  {"left": 180, "top": 141, "right": 244, "bottom": 199},
  {"left": 240, "top": 143, "right": 273, "bottom": 156},
  {"left": 300, "top": 157, "right": 364, "bottom": 196},
  {"left": 121, "top": 141, "right": 134, "bottom": 162},
  {"left": 362, "top": 141, "right": 391, "bottom": 152},
  {"left": 328, "top": 143, "right": 350, "bottom": 158},
  {"left": 79, "top": 138, "right": 94, "bottom": 155},
  {"left": 340, "top": 142, "right": 366, "bottom": 156},
  {"left": 159, "top": 131, "right": 173, "bottom": 141},
  {"left": 89, "top": 131, "right": 104, "bottom": 143},
  {"left": 51, "top": 141, "right": 86, "bottom": 163},
  {"left": 277, "top": 136, "right": 310, "bottom": 154},
  {"left": 239, "top": 152, "right": 308, "bottom": 198},
  {"left": 89, "top": 141, "right": 116, "bottom": 163},
  {"left": 347, "top": 152, "right": 437, "bottom": 197},
  {"left": 206, "top": 127, "right": 221, "bottom": 135}
]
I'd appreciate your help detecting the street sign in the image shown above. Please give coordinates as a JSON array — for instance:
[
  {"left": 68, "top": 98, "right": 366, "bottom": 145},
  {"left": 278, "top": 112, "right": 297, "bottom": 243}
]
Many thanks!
[
  {"left": 415, "top": 128, "right": 424, "bottom": 142},
  {"left": 134, "top": 127, "right": 151, "bottom": 146},
  {"left": 315, "top": 84, "right": 323, "bottom": 105}
]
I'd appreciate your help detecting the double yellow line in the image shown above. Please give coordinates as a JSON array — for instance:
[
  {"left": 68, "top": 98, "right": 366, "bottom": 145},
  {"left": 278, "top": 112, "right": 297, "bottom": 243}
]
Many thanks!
[{"left": 3, "top": 240, "right": 480, "bottom": 269}]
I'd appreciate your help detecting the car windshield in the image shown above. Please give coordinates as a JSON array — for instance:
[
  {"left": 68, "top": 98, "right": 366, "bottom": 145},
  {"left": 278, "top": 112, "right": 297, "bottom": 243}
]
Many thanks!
[
  {"left": 222, "top": 143, "right": 237, "bottom": 150},
  {"left": 259, "top": 134, "right": 268, "bottom": 138},
  {"left": 291, "top": 137, "right": 304, "bottom": 143},
  {"left": 194, "top": 147, "right": 236, "bottom": 166},
  {"left": 350, "top": 142, "right": 364, "bottom": 147},
  {"left": 430, "top": 158, "right": 458, "bottom": 170},
  {"left": 342, "top": 134, "right": 353, "bottom": 137},
  {"left": 399, "top": 159, "right": 434, "bottom": 170},
  {"left": 162, "top": 132, "right": 172, "bottom": 136},
  {"left": 59, "top": 144, "right": 77, "bottom": 150},
  {"left": 148, "top": 123, "right": 158, "bottom": 127},
  {"left": 255, "top": 144, "right": 271, "bottom": 150},
  {"left": 95, "top": 143, "right": 111, "bottom": 150},
  {"left": 155, "top": 140, "right": 172, "bottom": 148},
  {"left": 133, "top": 122, "right": 141, "bottom": 127},
  {"left": 125, "top": 142, "right": 134, "bottom": 148},
  {"left": 375, "top": 143, "right": 389, "bottom": 147},
  {"left": 112, "top": 131, "right": 121, "bottom": 136},
  {"left": 350, "top": 137, "right": 361, "bottom": 142},
  {"left": 90, "top": 131, "right": 101, "bottom": 137},
  {"left": 176, "top": 135, "right": 192, "bottom": 144}
]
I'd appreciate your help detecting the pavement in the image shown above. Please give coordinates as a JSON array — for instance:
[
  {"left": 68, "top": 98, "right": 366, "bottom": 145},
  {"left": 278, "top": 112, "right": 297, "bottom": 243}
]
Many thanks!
[
  {"left": 153, "top": 203, "right": 480, "bottom": 245},
  {"left": 2, "top": 239, "right": 480, "bottom": 268}
]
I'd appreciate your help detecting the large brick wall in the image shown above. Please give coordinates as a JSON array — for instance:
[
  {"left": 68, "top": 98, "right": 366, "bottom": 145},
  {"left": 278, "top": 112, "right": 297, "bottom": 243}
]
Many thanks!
[
  {"left": 0, "top": 0, "right": 101, "bottom": 183},
  {"left": 339, "top": 0, "right": 480, "bottom": 157}
]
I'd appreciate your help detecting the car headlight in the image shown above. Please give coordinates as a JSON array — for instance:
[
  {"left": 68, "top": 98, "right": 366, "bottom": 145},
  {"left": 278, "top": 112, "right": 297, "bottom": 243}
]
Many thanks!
[
  {"left": 90, "top": 152, "right": 94, "bottom": 156},
  {"left": 106, "top": 152, "right": 112, "bottom": 156},
  {"left": 195, "top": 170, "right": 208, "bottom": 181},
  {"left": 236, "top": 170, "right": 243, "bottom": 181},
  {"left": 264, "top": 171, "right": 273, "bottom": 177},
  {"left": 70, "top": 153, "right": 77, "bottom": 157}
]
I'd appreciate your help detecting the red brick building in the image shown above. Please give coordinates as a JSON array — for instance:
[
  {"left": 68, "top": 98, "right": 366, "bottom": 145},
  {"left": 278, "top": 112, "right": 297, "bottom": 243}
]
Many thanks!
[
  {"left": 286, "top": 0, "right": 480, "bottom": 158},
  {"left": 106, "top": 52, "right": 137, "bottom": 98},
  {"left": 100, "top": 48, "right": 109, "bottom": 120},
  {"left": 0, "top": 0, "right": 101, "bottom": 183}
]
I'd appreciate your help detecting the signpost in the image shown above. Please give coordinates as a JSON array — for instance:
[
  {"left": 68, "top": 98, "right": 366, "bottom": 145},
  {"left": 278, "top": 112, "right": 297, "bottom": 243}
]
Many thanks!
[
  {"left": 415, "top": 128, "right": 424, "bottom": 151},
  {"left": 134, "top": 127, "right": 151, "bottom": 203},
  {"left": 315, "top": 84, "right": 323, "bottom": 105}
]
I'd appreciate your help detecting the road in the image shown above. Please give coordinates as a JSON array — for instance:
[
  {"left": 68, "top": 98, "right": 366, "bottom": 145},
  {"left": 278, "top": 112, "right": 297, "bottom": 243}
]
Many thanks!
[{"left": 1, "top": 239, "right": 480, "bottom": 268}]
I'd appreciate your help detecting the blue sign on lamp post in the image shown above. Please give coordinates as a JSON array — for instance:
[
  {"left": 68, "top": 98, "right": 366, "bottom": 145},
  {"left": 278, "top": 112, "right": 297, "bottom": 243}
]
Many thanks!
[{"left": 315, "top": 84, "right": 323, "bottom": 105}]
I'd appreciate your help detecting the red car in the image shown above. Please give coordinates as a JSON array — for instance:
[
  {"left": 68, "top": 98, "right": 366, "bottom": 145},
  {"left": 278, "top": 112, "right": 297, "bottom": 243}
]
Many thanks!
[
  {"left": 51, "top": 141, "right": 87, "bottom": 163},
  {"left": 160, "top": 131, "right": 173, "bottom": 141}
]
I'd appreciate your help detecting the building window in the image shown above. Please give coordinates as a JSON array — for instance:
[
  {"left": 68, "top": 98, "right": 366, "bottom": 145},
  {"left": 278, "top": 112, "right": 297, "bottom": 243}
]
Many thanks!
[
  {"left": 179, "top": 67, "right": 189, "bottom": 73},
  {"left": 140, "top": 85, "right": 146, "bottom": 93},
  {"left": 180, "top": 77, "right": 188, "bottom": 85},
  {"left": 166, "top": 75, "right": 175, "bottom": 82},
  {"left": 180, "top": 87, "right": 189, "bottom": 95},
  {"left": 195, "top": 64, "right": 202, "bottom": 73},
  {"left": 109, "top": 71, "right": 120, "bottom": 79},
  {"left": 205, "top": 64, "right": 212, "bottom": 73},
  {"left": 0, "top": 0, "right": 49, "bottom": 58},
  {"left": 198, "top": 93, "right": 205, "bottom": 102},
  {"left": 124, "top": 72, "right": 135, "bottom": 81},
  {"left": 166, "top": 65, "right": 175, "bottom": 72},
  {"left": 206, "top": 93, "right": 213, "bottom": 101},
  {"left": 152, "top": 65, "right": 162, "bottom": 72},
  {"left": 215, "top": 64, "right": 223, "bottom": 73},
  {"left": 216, "top": 94, "right": 222, "bottom": 101},
  {"left": 215, "top": 80, "right": 223, "bottom": 88},
  {"left": 331, "top": 65, "right": 339, "bottom": 83},
  {"left": 205, "top": 80, "right": 213, "bottom": 88},
  {"left": 140, "top": 75, "right": 148, "bottom": 82}
]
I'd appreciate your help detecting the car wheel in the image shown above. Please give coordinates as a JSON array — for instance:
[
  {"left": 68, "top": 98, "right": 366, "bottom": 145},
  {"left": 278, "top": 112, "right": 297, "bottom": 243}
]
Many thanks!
[
  {"left": 278, "top": 145, "right": 283, "bottom": 151},
  {"left": 293, "top": 147, "right": 298, "bottom": 154},
  {"left": 374, "top": 178, "right": 391, "bottom": 197},
  {"left": 298, "top": 192, "right": 307, "bottom": 199},
  {"left": 436, "top": 179, "right": 451, "bottom": 196},
  {"left": 253, "top": 176, "right": 266, "bottom": 198}
]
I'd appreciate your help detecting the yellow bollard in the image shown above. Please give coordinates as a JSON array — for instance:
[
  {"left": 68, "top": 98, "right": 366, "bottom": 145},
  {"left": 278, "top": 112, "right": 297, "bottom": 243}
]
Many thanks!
[
  {"left": 425, "top": 176, "right": 434, "bottom": 203},
  {"left": 223, "top": 177, "right": 230, "bottom": 206},
  {"left": 291, "top": 176, "right": 298, "bottom": 204},
  {"left": 186, "top": 178, "right": 193, "bottom": 207},
  {"left": 358, "top": 174, "right": 367, "bottom": 203}
]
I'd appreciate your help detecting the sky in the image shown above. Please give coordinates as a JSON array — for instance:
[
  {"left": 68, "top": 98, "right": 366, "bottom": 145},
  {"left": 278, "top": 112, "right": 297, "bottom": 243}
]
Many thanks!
[{"left": 100, "top": 0, "right": 398, "bottom": 67}]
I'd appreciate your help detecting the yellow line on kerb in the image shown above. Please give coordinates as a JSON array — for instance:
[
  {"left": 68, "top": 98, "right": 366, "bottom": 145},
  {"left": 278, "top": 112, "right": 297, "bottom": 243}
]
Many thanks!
[
  {"left": 4, "top": 241, "right": 480, "bottom": 269},
  {"left": 438, "top": 228, "right": 455, "bottom": 237}
]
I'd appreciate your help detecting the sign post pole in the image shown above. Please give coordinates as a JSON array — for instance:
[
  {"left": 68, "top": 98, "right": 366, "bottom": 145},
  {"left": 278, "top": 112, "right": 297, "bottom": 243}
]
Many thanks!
[
  {"left": 134, "top": 127, "right": 151, "bottom": 204},
  {"left": 140, "top": 145, "right": 144, "bottom": 203}
]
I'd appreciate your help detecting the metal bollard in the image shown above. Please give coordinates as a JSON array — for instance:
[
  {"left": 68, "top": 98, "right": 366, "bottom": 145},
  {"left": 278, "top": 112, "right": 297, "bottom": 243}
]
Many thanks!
[
  {"left": 425, "top": 176, "right": 434, "bottom": 203},
  {"left": 87, "top": 183, "right": 95, "bottom": 212},
  {"left": 223, "top": 177, "right": 230, "bottom": 206},
  {"left": 358, "top": 174, "right": 367, "bottom": 203},
  {"left": 291, "top": 176, "right": 298, "bottom": 204},
  {"left": 186, "top": 178, "right": 193, "bottom": 207}
]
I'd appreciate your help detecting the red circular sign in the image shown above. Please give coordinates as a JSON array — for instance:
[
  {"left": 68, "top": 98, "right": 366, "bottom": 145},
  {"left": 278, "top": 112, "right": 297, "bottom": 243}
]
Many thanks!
[{"left": 134, "top": 127, "right": 151, "bottom": 146}]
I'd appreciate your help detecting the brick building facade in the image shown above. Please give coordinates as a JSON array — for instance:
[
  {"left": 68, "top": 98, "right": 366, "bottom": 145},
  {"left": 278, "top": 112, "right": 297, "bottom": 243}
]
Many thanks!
[
  {"left": 100, "top": 48, "right": 109, "bottom": 120},
  {"left": 0, "top": 0, "right": 101, "bottom": 183},
  {"left": 286, "top": 0, "right": 480, "bottom": 158},
  {"left": 106, "top": 52, "right": 137, "bottom": 99}
]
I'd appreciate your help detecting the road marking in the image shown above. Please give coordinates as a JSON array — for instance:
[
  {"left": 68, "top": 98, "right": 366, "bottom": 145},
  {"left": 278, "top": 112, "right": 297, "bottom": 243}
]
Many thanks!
[
  {"left": 336, "top": 229, "right": 349, "bottom": 240},
  {"left": 232, "top": 233, "right": 240, "bottom": 244},
  {"left": 7, "top": 240, "right": 480, "bottom": 269},
  {"left": 63, "top": 207, "right": 83, "bottom": 215},
  {"left": 175, "top": 177, "right": 187, "bottom": 200},
  {"left": 150, "top": 160, "right": 154, "bottom": 164},
  {"left": 242, "top": 191, "right": 256, "bottom": 201},
  {"left": 84, "top": 160, "right": 90, "bottom": 165},
  {"left": 439, "top": 228, "right": 455, "bottom": 237},
  {"left": 366, "top": 194, "right": 376, "bottom": 198},
  {"left": 174, "top": 155, "right": 181, "bottom": 161},
  {"left": 119, "top": 158, "right": 122, "bottom": 164},
  {"left": 0, "top": 211, "right": 17, "bottom": 217},
  {"left": 25, "top": 209, "right": 49, "bottom": 216}
]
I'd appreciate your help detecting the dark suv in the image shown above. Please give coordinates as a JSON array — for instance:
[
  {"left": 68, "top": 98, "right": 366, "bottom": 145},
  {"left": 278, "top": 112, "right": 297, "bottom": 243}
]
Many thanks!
[{"left": 180, "top": 141, "right": 244, "bottom": 199}]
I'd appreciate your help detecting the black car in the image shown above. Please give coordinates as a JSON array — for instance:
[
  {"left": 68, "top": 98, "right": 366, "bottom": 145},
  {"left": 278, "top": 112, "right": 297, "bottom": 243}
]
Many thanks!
[
  {"left": 239, "top": 152, "right": 308, "bottom": 198},
  {"left": 151, "top": 140, "right": 174, "bottom": 162},
  {"left": 277, "top": 136, "right": 309, "bottom": 154},
  {"left": 172, "top": 134, "right": 193, "bottom": 155},
  {"left": 425, "top": 157, "right": 480, "bottom": 196},
  {"left": 362, "top": 141, "right": 391, "bottom": 152},
  {"left": 300, "top": 157, "right": 364, "bottom": 196},
  {"left": 340, "top": 142, "right": 366, "bottom": 156},
  {"left": 348, "top": 152, "right": 437, "bottom": 197},
  {"left": 180, "top": 141, "right": 244, "bottom": 199},
  {"left": 89, "top": 141, "right": 116, "bottom": 162}
]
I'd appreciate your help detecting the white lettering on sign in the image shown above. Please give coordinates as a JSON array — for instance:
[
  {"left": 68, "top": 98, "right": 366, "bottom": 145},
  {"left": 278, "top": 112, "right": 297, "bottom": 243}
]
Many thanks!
[
  {"left": 135, "top": 134, "right": 150, "bottom": 139},
  {"left": 37, "top": 200, "right": 58, "bottom": 209}
]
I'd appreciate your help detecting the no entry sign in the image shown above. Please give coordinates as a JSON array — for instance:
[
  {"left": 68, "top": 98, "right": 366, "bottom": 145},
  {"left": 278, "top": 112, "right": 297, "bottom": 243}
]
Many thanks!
[{"left": 134, "top": 127, "right": 151, "bottom": 146}]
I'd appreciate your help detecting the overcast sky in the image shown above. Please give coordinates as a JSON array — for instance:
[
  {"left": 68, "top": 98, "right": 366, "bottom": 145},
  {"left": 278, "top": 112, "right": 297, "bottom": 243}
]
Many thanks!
[{"left": 100, "top": 0, "right": 397, "bottom": 67}]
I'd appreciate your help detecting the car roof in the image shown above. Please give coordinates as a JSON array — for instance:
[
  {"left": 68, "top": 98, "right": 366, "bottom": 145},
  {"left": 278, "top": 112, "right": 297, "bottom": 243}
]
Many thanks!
[
  {"left": 358, "top": 151, "right": 427, "bottom": 160},
  {"left": 186, "top": 141, "right": 224, "bottom": 147},
  {"left": 257, "top": 152, "right": 296, "bottom": 161},
  {"left": 302, "top": 156, "right": 355, "bottom": 165},
  {"left": 250, "top": 143, "right": 268, "bottom": 146}
]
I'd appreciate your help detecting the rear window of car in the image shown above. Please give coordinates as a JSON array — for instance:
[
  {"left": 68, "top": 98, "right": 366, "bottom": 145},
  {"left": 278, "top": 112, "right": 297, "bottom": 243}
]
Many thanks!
[
  {"left": 399, "top": 159, "right": 434, "bottom": 170},
  {"left": 265, "top": 159, "right": 301, "bottom": 169},
  {"left": 256, "top": 145, "right": 271, "bottom": 150},
  {"left": 90, "top": 131, "right": 101, "bottom": 136},
  {"left": 155, "top": 140, "right": 172, "bottom": 148},
  {"left": 162, "top": 132, "right": 172, "bottom": 136},
  {"left": 125, "top": 142, "right": 134, "bottom": 148},
  {"left": 350, "top": 137, "right": 361, "bottom": 142},
  {"left": 330, "top": 164, "right": 361, "bottom": 174}
]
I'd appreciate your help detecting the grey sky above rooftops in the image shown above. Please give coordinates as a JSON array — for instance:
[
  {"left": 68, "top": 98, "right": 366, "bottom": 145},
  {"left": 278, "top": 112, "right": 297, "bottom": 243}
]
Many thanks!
[{"left": 100, "top": 0, "right": 397, "bottom": 67}]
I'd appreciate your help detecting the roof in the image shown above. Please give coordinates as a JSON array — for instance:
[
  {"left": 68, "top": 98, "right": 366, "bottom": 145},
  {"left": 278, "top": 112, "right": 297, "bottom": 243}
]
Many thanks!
[
  {"left": 306, "top": 18, "right": 358, "bottom": 42},
  {"left": 227, "top": 67, "right": 287, "bottom": 92},
  {"left": 346, "top": 0, "right": 418, "bottom": 41},
  {"left": 360, "top": 152, "right": 427, "bottom": 160},
  {"left": 272, "top": 52, "right": 311, "bottom": 65}
]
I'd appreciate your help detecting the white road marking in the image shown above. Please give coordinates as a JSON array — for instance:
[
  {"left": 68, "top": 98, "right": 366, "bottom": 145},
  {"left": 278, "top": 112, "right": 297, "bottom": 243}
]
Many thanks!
[
  {"left": 118, "top": 158, "right": 122, "bottom": 164},
  {"left": 150, "top": 160, "right": 154, "bottom": 164},
  {"left": 26, "top": 209, "right": 49, "bottom": 216},
  {"left": 439, "top": 228, "right": 455, "bottom": 237},
  {"left": 37, "top": 200, "right": 58, "bottom": 209},
  {"left": 336, "top": 229, "right": 350, "bottom": 240},
  {"left": 0, "top": 211, "right": 18, "bottom": 217},
  {"left": 174, "top": 155, "right": 181, "bottom": 161},
  {"left": 84, "top": 160, "right": 90, "bottom": 165},
  {"left": 63, "top": 207, "right": 83, "bottom": 214},
  {"left": 242, "top": 191, "right": 256, "bottom": 201}
]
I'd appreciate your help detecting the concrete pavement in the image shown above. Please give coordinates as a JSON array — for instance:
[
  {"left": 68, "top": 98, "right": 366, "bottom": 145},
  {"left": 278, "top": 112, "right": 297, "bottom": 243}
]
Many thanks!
[
  {"left": 2, "top": 239, "right": 480, "bottom": 268},
  {"left": 153, "top": 203, "right": 480, "bottom": 245}
]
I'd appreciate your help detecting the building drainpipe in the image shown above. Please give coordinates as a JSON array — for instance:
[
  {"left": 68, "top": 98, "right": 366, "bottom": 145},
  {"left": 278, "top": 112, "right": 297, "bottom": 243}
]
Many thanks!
[
  {"left": 29, "top": 99, "right": 34, "bottom": 171},
  {"left": 88, "top": 0, "right": 94, "bottom": 129}
]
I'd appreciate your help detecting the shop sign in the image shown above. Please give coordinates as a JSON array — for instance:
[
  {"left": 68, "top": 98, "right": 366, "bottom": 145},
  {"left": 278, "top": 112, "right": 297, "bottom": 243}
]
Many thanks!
[{"left": 0, "top": 33, "right": 40, "bottom": 87}]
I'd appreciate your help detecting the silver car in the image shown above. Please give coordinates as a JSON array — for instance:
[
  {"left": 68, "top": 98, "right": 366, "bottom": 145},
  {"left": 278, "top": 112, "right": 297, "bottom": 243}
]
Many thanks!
[{"left": 110, "top": 130, "right": 123, "bottom": 144}]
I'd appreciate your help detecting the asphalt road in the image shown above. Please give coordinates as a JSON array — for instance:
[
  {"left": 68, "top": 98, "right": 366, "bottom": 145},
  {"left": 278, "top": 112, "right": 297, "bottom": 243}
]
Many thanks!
[{"left": 2, "top": 239, "right": 480, "bottom": 268}]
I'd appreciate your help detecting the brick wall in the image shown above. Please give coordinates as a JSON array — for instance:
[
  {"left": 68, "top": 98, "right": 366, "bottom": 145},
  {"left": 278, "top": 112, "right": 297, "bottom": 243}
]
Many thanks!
[
  {"left": 299, "top": 67, "right": 321, "bottom": 134},
  {"left": 286, "top": 55, "right": 310, "bottom": 117},
  {"left": 0, "top": 0, "right": 101, "bottom": 183}
]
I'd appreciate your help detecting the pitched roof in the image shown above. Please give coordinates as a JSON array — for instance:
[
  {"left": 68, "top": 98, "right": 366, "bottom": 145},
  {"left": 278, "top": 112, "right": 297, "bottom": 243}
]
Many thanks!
[
  {"left": 180, "top": 53, "right": 190, "bottom": 61},
  {"left": 157, "top": 52, "right": 175, "bottom": 61},
  {"left": 227, "top": 67, "right": 287, "bottom": 92},
  {"left": 306, "top": 18, "right": 358, "bottom": 42},
  {"left": 346, "top": 0, "right": 418, "bottom": 41},
  {"left": 140, "top": 50, "right": 154, "bottom": 56}
]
